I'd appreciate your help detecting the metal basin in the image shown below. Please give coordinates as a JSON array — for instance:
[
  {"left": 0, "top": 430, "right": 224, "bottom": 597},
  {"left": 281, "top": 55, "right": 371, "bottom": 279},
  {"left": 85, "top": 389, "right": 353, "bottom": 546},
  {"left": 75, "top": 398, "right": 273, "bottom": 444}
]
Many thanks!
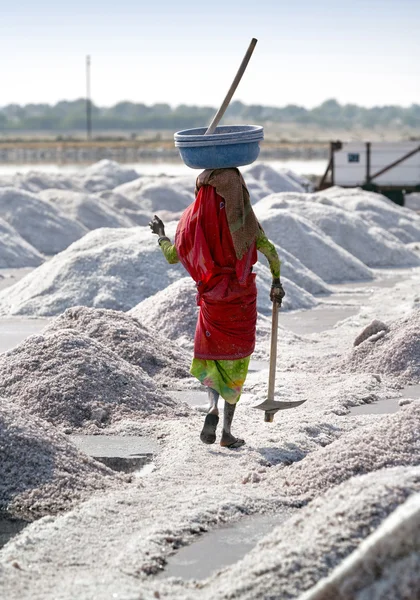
[{"left": 174, "top": 125, "right": 264, "bottom": 169}]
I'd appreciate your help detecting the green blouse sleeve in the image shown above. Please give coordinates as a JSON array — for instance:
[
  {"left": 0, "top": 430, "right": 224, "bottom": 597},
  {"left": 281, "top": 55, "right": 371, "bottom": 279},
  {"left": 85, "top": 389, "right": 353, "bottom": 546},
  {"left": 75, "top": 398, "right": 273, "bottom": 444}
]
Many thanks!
[
  {"left": 256, "top": 229, "right": 281, "bottom": 279},
  {"left": 160, "top": 239, "right": 180, "bottom": 264}
]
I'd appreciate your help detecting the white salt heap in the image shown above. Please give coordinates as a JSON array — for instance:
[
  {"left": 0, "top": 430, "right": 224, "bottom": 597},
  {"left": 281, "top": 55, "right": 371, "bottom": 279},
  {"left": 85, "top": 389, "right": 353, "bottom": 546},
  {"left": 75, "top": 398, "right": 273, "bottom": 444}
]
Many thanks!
[
  {"left": 0, "top": 329, "right": 186, "bottom": 431},
  {"left": 42, "top": 306, "right": 191, "bottom": 383},
  {"left": 0, "top": 225, "right": 183, "bottom": 316},
  {"left": 0, "top": 187, "right": 86, "bottom": 254},
  {"left": 273, "top": 243, "right": 331, "bottom": 296},
  {"left": 38, "top": 189, "right": 134, "bottom": 230},
  {"left": 243, "top": 163, "right": 310, "bottom": 201},
  {"left": 113, "top": 175, "right": 194, "bottom": 213},
  {"left": 261, "top": 192, "right": 420, "bottom": 268},
  {"left": 253, "top": 202, "right": 373, "bottom": 283},
  {"left": 97, "top": 190, "right": 152, "bottom": 225},
  {"left": 0, "top": 217, "right": 43, "bottom": 268},
  {"left": 322, "top": 186, "right": 420, "bottom": 244},
  {"left": 339, "top": 309, "right": 420, "bottom": 384},
  {"left": 270, "top": 404, "right": 420, "bottom": 501},
  {"left": 406, "top": 192, "right": 420, "bottom": 213},
  {"left": 0, "top": 399, "right": 124, "bottom": 520},
  {"left": 78, "top": 160, "right": 140, "bottom": 192}
]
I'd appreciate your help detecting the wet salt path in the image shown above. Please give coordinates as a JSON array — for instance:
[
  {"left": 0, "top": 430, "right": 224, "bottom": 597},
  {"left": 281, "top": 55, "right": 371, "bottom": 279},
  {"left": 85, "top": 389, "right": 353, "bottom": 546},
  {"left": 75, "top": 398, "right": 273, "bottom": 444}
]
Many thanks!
[
  {"left": 0, "top": 516, "right": 28, "bottom": 550},
  {"left": 158, "top": 509, "right": 296, "bottom": 581},
  {"left": 349, "top": 384, "right": 420, "bottom": 415},
  {"left": 0, "top": 318, "right": 50, "bottom": 353},
  {"left": 280, "top": 306, "right": 359, "bottom": 335},
  {"left": 279, "top": 271, "right": 411, "bottom": 335},
  {"left": 69, "top": 435, "right": 159, "bottom": 473}
]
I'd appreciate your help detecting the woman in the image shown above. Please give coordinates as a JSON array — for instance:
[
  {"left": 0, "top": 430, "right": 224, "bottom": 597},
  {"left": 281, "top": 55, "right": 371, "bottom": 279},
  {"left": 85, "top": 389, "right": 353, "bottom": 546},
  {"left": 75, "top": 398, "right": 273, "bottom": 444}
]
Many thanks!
[{"left": 149, "top": 167, "right": 284, "bottom": 449}]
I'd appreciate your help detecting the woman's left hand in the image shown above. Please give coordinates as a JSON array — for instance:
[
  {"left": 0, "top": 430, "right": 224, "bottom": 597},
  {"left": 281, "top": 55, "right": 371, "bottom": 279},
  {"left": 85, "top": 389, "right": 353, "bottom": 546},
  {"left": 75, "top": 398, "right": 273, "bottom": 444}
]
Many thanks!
[{"left": 270, "top": 279, "right": 285, "bottom": 304}]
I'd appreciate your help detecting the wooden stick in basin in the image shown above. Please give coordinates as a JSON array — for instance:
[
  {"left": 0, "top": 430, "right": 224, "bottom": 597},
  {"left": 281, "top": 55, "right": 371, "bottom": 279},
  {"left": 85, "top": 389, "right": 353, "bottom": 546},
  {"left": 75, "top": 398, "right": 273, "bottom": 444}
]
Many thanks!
[{"left": 204, "top": 38, "right": 258, "bottom": 135}]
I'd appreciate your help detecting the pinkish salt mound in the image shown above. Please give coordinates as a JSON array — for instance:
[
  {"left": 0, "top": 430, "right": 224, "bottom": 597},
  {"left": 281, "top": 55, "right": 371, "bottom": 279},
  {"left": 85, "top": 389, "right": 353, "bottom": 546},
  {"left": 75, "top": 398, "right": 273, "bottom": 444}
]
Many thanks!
[
  {"left": 338, "top": 309, "right": 420, "bottom": 384},
  {"left": 0, "top": 329, "right": 189, "bottom": 432},
  {"left": 0, "top": 399, "right": 125, "bottom": 520},
  {"left": 42, "top": 306, "right": 191, "bottom": 385}
]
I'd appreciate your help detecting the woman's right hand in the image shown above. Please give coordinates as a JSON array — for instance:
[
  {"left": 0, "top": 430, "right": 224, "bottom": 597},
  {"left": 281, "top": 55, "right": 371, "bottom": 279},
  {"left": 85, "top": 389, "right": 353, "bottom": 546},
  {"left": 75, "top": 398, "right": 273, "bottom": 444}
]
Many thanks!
[{"left": 149, "top": 215, "right": 165, "bottom": 237}]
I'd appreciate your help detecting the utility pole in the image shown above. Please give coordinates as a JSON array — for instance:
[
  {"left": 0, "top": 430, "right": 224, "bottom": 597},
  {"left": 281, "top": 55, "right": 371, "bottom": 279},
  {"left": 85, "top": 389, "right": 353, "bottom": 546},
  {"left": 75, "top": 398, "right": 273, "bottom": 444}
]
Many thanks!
[{"left": 86, "top": 55, "right": 92, "bottom": 140}]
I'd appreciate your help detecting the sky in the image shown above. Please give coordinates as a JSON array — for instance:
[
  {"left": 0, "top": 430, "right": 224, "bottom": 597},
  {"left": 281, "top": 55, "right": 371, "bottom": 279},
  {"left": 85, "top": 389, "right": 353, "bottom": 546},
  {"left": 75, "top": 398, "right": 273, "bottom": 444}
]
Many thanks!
[{"left": 1, "top": 0, "right": 419, "bottom": 109}]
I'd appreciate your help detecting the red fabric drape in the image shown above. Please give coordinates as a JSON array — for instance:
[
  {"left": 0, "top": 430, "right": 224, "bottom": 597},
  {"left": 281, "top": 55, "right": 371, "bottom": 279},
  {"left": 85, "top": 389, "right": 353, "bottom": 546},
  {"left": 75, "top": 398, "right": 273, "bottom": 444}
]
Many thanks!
[{"left": 175, "top": 186, "right": 257, "bottom": 360}]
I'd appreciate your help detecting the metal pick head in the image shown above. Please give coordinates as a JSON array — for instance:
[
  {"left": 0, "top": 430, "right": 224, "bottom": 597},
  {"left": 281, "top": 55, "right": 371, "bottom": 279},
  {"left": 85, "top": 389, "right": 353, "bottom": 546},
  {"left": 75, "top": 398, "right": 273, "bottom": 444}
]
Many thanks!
[{"left": 254, "top": 398, "right": 307, "bottom": 420}]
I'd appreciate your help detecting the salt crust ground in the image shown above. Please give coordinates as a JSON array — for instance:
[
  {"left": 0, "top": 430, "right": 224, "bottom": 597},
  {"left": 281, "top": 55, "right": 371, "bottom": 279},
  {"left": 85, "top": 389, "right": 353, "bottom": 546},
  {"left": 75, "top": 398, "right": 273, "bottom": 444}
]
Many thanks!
[
  {"left": 0, "top": 399, "right": 125, "bottom": 520},
  {"left": 0, "top": 328, "right": 189, "bottom": 432},
  {"left": 1, "top": 164, "right": 420, "bottom": 598},
  {"left": 42, "top": 306, "right": 192, "bottom": 384},
  {"left": 337, "top": 308, "right": 420, "bottom": 385}
]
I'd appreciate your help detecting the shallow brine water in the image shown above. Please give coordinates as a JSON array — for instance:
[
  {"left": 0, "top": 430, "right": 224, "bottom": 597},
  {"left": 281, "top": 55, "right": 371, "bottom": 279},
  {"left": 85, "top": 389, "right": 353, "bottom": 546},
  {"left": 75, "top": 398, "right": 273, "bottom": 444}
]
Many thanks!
[
  {"left": 349, "top": 384, "right": 420, "bottom": 415},
  {"left": 157, "top": 509, "right": 297, "bottom": 581}
]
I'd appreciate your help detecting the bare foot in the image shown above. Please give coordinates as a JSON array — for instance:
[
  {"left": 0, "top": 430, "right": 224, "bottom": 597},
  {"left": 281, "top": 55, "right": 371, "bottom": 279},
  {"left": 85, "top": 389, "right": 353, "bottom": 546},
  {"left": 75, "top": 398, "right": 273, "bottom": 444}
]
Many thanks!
[
  {"left": 200, "top": 410, "right": 219, "bottom": 445},
  {"left": 220, "top": 431, "right": 245, "bottom": 449}
]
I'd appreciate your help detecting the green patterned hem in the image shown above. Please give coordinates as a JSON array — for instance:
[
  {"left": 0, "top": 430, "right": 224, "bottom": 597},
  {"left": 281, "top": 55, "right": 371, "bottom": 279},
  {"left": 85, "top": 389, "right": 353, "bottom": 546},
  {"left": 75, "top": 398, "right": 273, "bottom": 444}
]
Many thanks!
[{"left": 190, "top": 356, "right": 251, "bottom": 404}]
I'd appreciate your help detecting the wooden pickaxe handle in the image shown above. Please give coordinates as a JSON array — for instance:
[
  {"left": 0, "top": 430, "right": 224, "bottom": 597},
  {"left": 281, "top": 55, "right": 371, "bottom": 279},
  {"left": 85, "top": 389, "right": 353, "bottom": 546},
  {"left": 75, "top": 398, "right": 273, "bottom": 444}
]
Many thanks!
[{"left": 267, "top": 300, "right": 279, "bottom": 403}]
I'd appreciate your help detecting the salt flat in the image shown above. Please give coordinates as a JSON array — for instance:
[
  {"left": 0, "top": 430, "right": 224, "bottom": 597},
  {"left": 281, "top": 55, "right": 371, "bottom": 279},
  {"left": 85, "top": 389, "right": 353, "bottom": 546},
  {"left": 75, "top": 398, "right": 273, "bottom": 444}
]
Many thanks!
[{"left": 0, "top": 161, "right": 419, "bottom": 599}]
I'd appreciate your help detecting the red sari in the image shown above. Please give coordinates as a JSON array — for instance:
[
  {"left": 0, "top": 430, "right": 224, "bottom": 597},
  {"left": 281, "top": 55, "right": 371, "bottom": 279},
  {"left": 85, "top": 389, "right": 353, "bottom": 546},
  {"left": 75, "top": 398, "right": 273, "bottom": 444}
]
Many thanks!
[{"left": 175, "top": 185, "right": 257, "bottom": 360}]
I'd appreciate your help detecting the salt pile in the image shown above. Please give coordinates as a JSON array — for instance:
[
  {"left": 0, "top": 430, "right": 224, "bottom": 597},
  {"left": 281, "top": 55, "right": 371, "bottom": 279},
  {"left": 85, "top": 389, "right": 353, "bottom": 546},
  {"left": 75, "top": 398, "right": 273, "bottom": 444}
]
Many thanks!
[
  {"left": 243, "top": 163, "right": 309, "bottom": 202},
  {"left": 97, "top": 190, "right": 152, "bottom": 225},
  {"left": 78, "top": 160, "right": 139, "bottom": 192},
  {"left": 38, "top": 189, "right": 134, "bottom": 230},
  {"left": 204, "top": 466, "right": 420, "bottom": 600},
  {"left": 272, "top": 403, "right": 420, "bottom": 501},
  {"left": 0, "top": 329, "right": 185, "bottom": 431},
  {"left": 273, "top": 243, "right": 330, "bottom": 296},
  {"left": 0, "top": 217, "right": 43, "bottom": 268},
  {"left": 299, "top": 492, "right": 420, "bottom": 600},
  {"left": 262, "top": 192, "right": 420, "bottom": 268},
  {"left": 321, "top": 186, "right": 420, "bottom": 244},
  {"left": 0, "top": 170, "right": 77, "bottom": 193},
  {"left": 253, "top": 202, "right": 373, "bottom": 283},
  {"left": 130, "top": 277, "right": 199, "bottom": 348},
  {"left": 114, "top": 176, "right": 194, "bottom": 213},
  {"left": 252, "top": 262, "right": 317, "bottom": 313},
  {"left": 406, "top": 193, "right": 420, "bottom": 213},
  {"left": 339, "top": 309, "right": 420, "bottom": 384},
  {"left": 0, "top": 225, "right": 183, "bottom": 317},
  {"left": 0, "top": 187, "right": 86, "bottom": 254},
  {"left": 42, "top": 306, "right": 191, "bottom": 383},
  {"left": 0, "top": 399, "right": 123, "bottom": 520}
]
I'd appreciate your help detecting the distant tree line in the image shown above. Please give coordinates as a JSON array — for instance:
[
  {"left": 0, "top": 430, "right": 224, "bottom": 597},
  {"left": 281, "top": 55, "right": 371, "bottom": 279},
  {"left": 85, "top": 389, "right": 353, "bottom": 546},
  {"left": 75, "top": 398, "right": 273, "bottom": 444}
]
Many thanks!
[{"left": 0, "top": 99, "right": 419, "bottom": 132}]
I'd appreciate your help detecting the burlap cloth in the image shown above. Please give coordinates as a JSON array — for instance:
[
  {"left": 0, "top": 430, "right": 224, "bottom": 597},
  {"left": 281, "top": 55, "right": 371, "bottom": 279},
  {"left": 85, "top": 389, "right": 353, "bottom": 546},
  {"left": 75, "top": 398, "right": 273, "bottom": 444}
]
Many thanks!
[{"left": 195, "top": 167, "right": 261, "bottom": 259}]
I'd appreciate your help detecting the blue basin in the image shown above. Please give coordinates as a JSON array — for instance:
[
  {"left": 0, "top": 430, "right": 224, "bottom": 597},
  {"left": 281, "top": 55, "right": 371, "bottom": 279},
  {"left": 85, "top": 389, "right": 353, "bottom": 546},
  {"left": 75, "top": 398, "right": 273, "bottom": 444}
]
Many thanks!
[{"left": 174, "top": 125, "right": 264, "bottom": 169}]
